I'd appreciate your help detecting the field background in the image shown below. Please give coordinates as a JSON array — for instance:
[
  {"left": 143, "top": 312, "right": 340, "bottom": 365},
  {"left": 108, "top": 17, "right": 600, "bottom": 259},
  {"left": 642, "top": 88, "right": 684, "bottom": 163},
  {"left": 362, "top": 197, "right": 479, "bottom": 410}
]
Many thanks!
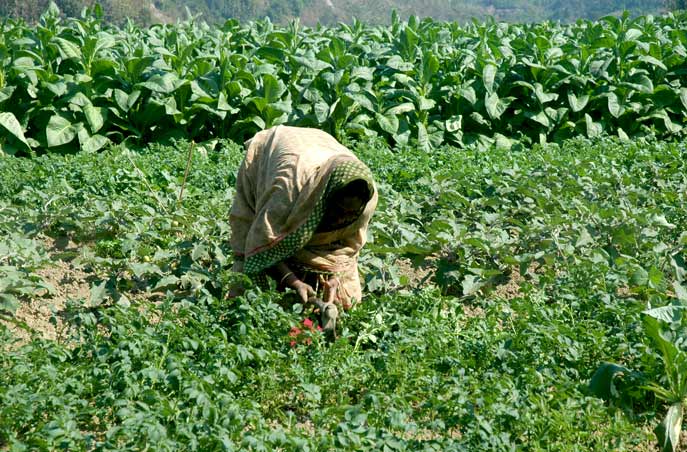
[
  {"left": 1, "top": 2, "right": 687, "bottom": 451},
  {"left": 0, "top": 0, "right": 670, "bottom": 27}
]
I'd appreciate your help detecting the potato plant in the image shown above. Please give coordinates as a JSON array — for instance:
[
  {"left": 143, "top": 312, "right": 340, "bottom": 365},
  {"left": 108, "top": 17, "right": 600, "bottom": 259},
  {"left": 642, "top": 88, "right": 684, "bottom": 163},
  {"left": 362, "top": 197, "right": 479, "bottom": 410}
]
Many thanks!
[{"left": 1, "top": 135, "right": 686, "bottom": 450}]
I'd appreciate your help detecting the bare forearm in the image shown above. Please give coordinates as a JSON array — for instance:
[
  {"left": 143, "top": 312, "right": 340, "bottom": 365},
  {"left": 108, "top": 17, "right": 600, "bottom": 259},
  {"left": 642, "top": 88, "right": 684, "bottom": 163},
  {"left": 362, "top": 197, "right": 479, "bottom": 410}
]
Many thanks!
[
  {"left": 267, "top": 261, "right": 315, "bottom": 302},
  {"left": 273, "top": 262, "right": 298, "bottom": 287}
]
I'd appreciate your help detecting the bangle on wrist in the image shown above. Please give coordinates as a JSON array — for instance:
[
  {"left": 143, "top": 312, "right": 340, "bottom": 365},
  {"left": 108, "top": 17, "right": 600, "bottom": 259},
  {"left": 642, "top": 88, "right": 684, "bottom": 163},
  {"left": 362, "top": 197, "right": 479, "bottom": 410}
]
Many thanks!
[{"left": 280, "top": 271, "right": 294, "bottom": 284}]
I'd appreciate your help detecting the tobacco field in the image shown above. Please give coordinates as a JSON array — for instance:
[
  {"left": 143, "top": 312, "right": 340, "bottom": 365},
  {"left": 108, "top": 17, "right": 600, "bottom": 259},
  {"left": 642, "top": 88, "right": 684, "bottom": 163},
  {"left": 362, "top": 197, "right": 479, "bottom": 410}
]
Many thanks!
[
  {"left": 1, "top": 5, "right": 687, "bottom": 155},
  {"left": 1, "top": 4, "right": 687, "bottom": 452}
]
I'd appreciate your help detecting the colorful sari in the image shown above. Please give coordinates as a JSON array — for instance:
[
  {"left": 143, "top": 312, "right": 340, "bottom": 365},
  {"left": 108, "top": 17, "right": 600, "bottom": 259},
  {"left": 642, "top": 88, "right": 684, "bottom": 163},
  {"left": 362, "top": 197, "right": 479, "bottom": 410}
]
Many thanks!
[{"left": 229, "top": 126, "right": 377, "bottom": 308}]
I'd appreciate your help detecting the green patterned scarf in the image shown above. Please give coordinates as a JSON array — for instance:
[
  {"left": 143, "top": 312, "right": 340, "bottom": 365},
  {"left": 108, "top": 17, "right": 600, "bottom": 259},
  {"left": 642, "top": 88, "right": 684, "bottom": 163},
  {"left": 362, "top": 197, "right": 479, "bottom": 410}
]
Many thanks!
[{"left": 243, "top": 159, "right": 373, "bottom": 275}]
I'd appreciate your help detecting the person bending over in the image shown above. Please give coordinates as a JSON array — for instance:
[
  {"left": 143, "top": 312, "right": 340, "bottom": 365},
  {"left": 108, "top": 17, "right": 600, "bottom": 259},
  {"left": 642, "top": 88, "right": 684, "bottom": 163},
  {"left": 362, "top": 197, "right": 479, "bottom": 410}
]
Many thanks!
[{"left": 229, "top": 125, "right": 377, "bottom": 309}]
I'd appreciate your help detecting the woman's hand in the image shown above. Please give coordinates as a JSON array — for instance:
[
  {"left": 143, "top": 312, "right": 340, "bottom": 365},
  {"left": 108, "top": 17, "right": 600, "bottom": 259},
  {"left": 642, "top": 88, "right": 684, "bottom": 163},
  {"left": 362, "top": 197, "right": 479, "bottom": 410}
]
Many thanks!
[
  {"left": 275, "top": 262, "right": 315, "bottom": 302},
  {"left": 291, "top": 279, "right": 316, "bottom": 303},
  {"left": 322, "top": 277, "right": 339, "bottom": 304}
]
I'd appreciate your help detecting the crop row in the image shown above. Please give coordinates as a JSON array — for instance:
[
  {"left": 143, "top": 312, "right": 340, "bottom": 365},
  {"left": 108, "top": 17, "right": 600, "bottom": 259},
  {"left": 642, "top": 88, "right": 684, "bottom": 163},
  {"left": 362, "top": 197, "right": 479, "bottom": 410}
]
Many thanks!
[
  {"left": 2, "top": 135, "right": 687, "bottom": 448},
  {"left": 0, "top": 5, "right": 686, "bottom": 155}
]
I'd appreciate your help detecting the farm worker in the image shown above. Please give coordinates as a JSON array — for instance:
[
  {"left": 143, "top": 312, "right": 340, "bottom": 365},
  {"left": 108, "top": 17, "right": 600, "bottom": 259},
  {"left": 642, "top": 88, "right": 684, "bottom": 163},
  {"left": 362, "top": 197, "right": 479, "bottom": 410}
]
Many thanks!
[{"left": 229, "top": 125, "right": 378, "bottom": 309}]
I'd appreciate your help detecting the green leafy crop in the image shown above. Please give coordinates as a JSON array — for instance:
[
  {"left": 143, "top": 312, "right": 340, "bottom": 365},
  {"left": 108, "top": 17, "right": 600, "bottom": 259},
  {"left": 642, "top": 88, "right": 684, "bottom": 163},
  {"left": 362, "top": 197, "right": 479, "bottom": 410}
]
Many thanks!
[
  {"left": 1, "top": 6, "right": 686, "bottom": 155},
  {"left": 1, "top": 135, "right": 686, "bottom": 450}
]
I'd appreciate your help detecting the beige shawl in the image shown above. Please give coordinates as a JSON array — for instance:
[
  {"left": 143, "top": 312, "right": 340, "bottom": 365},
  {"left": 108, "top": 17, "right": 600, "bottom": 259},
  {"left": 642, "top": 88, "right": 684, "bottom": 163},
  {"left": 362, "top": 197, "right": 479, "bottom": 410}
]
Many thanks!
[{"left": 229, "top": 125, "right": 377, "bottom": 306}]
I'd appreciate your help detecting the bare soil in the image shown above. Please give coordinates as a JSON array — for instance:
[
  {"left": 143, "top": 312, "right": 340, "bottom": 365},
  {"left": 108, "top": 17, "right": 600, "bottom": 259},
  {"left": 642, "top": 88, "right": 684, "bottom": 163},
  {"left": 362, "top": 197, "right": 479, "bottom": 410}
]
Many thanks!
[
  {"left": 1, "top": 236, "right": 92, "bottom": 343},
  {"left": 493, "top": 266, "right": 524, "bottom": 300},
  {"left": 461, "top": 304, "right": 486, "bottom": 318},
  {"left": 395, "top": 257, "right": 434, "bottom": 288}
]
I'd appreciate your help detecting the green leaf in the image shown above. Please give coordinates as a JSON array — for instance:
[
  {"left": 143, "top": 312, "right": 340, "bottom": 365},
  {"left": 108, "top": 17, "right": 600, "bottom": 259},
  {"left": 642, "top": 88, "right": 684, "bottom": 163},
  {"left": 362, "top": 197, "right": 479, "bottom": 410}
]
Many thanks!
[
  {"left": 534, "top": 83, "right": 557, "bottom": 104},
  {"left": 0, "top": 142, "right": 19, "bottom": 156},
  {"left": 54, "top": 37, "right": 82, "bottom": 60},
  {"left": 192, "top": 243, "right": 209, "bottom": 262},
  {"left": 483, "top": 64, "right": 497, "bottom": 94},
  {"left": 648, "top": 266, "right": 664, "bottom": 290},
  {"left": 417, "top": 122, "right": 429, "bottom": 150},
  {"left": 462, "top": 274, "right": 484, "bottom": 296},
  {"left": 643, "top": 305, "right": 686, "bottom": 323},
  {"left": 81, "top": 134, "right": 109, "bottom": 152},
  {"left": 654, "top": 214, "right": 676, "bottom": 229},
  {"left": 13, "top": 54, "right": 37, "bottom": 68},
  {"left": 262, "top": 74, "right": 285, "bottom": 103},
  {"left": 417, "top": 96, "right": 436, "bottom": 111},
  {"left": 494, "top": 133, "right": 514, "bottom": 150},
  {"left": 376, "top": 113, "right": 399, "bottom": 135},
  {"left": 0, "top": 86, "right": 16, "bottom": 104},
  {"left": 154, "top": 275, "right": 180, "bottom": 291},
  {"left": 638, "top": 55, "right": 667, "bottom": 71},
  {"left": 90, "top": 280, "right": 107, "bottom": 307},
  {"left": 314, "top": 101, "right": 329, "bottom": 123},
  {"left": 445, "top": 115, "right": 462, "bottom": 132},
  {"left": 631, "top": 267, "right": 649, "bottom": 287},
  {"left": 655, "top": 403, "right": 683, "bottom": 452},
  {"left": 385, "top": 55, "right": 415, "bottom": 72},
  {"left": 470, "top": 111, "right": 489, "bottom": 126},
  {"left": 568, "top": 92, "right": 589, "bottom": 112},
  {"left": 421, "top": 52, "right": 439, "bottom": 85},
  {"left": 46, "top": 115, "right": 76, "bottom": 147},
  {"left": 0, "top": 293, "right": 20, "bottom": 314},
  {"left": 0, "top": 112, "right": 31, "bottom": 149},
  {"left": 217, "top": 92, "right": 238, "bottom": 113},
  {"left": 69, "top": 92, "right": 91, "bottom": 108},
  {"left": 606, "top": 92, "right": 623, "bottom": 118},
  {"left": 300, "top": 383, "right": 322, "bottom": 403},
  {"left": 626, "top": 74, "right": 654, "bottom": 94},
  {"left": 43, "top": 1, "right": 60, "bottom": 18},
  {"left": 351, "top": 66, "right": 374, "bottom": 81},
  {"left": 459, "top": 86, "right": 477, "bottom": 105},
  {"left": 386, "top": 102, "right": 415, "bottom": 116},
  {"left": 680, "top": 88, "right": 687, "bottom": 112},
  {"left": 130, "top": 263, "right": 162, "bottom": 278},
  {"left": 673, "top": 282, "right": 687, "bottom": 302},
  {"left": 114, "top": 89, "right": 140, "bottom": 112},
  {"left": 485, "top": 92, "right": 506, "bottom": 120},
  {"left": 576, "top": 228, "right": 594, "bottom": 247},
  {"left": 652, "top": 111, "right": 682, "bottom": 134},
  {"left": 291, "top": 55, "right": 331, "bottom": 73},
  {"left": 585, "top": 114, "right": 602, "bottom": 137},
  {"left": 114, "top": 89, "right": 129, "bottom": 111},
  {"left": 527, "top": 110, "right": 550, "bottom": 128},
  {"left": 625, "top": 28, "right": 642, "bottom": 41},
  {"left": 346, "top": 92, "right": 374, "bottom": 112},
  {"left": 138, "top": 73, "right": 182, "bottom": 94},
  {"left": 83, "top": 103, "right": 104, "bottom": 133},
  {"left": 163, "top": 97, "right": 180, "bottom": 116}
]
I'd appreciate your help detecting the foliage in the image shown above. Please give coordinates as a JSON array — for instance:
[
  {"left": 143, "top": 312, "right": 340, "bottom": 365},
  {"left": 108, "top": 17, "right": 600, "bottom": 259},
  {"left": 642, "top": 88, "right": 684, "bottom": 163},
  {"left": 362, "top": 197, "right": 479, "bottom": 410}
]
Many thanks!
[
  {"left": 643, "top": 302, "right": 687, "bottom": 452},
  {"left": 1, "top": 135, "right": 686, "bottom": 449},
  {"left": 591, "top": 299, "right": 687, "bottom": 452},
  {"left": 1, "top": 7, "right": 687, "bottom": 155}
]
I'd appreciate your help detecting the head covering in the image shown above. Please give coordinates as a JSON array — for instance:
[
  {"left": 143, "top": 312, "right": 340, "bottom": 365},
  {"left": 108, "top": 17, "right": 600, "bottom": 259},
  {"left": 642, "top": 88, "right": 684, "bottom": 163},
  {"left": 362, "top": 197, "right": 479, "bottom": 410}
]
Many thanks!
[{"left": 230, "top": 126, "right": 377, "bottom": 282}]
